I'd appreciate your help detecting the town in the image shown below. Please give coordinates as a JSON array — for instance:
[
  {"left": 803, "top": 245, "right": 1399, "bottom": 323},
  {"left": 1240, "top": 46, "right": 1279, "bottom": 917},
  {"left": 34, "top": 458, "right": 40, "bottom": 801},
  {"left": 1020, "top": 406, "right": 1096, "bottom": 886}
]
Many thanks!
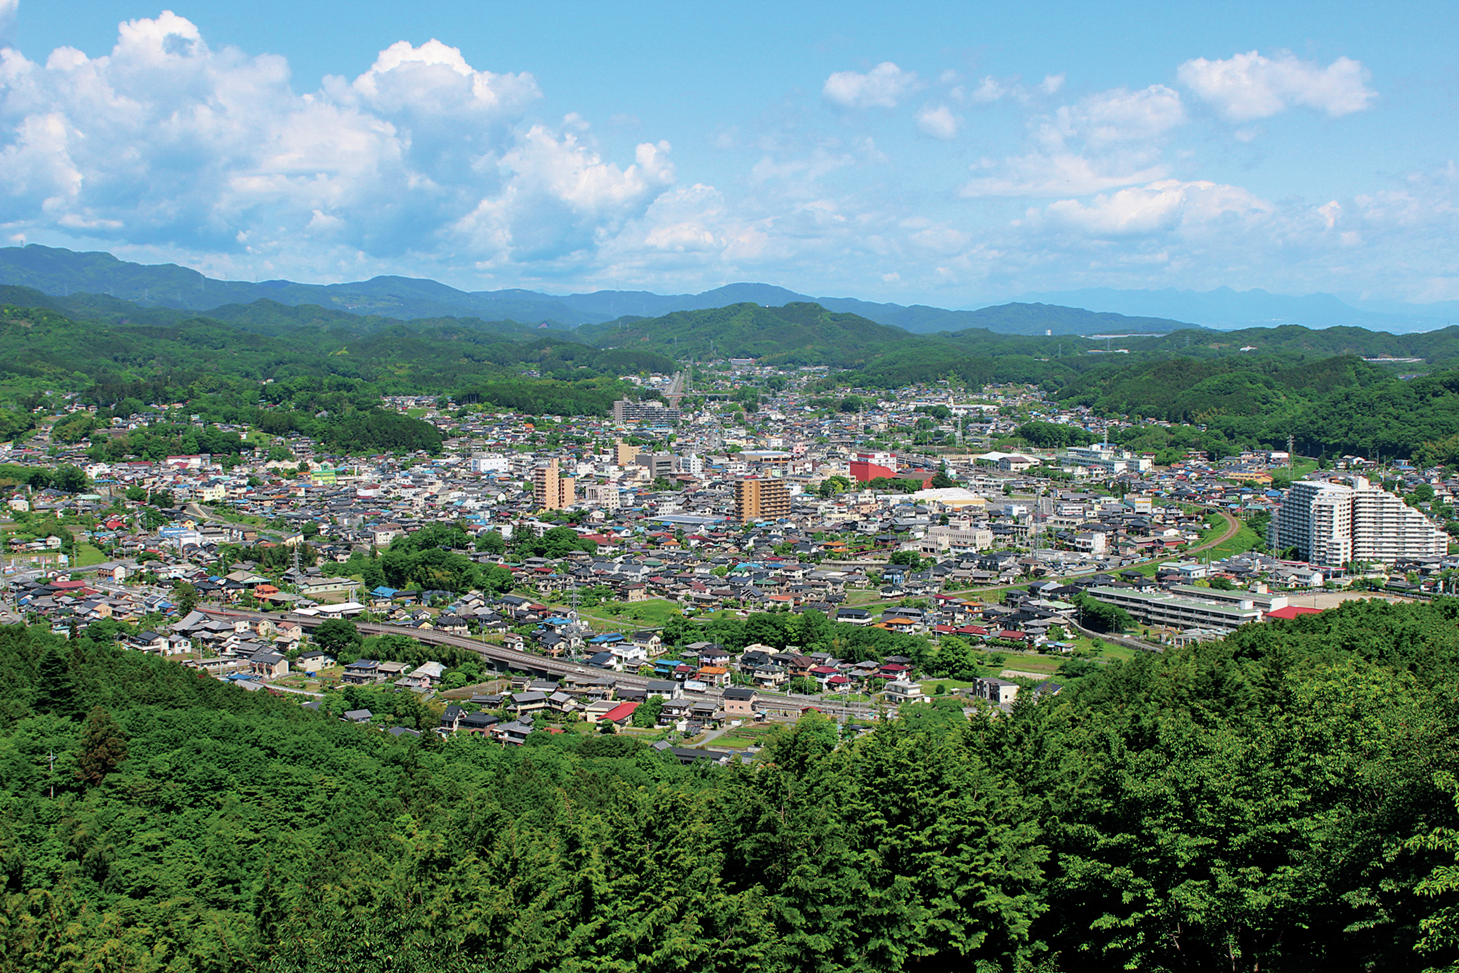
[{"left": 2, "top": 363, "right": 1453, "bottom": 754}]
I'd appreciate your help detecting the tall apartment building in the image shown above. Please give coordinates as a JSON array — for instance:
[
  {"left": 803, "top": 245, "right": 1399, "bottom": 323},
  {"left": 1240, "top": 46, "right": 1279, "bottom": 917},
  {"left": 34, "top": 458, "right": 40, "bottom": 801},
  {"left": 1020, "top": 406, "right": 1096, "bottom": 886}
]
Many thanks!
[
  {"left": 733, "top": 477, "right": 790, "bottom": 523},
  {"left": 1271, "top": 476, "right": 1447, "bottom": 565},
  {"left": 533, "top": 459, "right": 575, "bottom": 510},
  {"left": 613, "top": 399, "right": 682, "bottom": 425}
]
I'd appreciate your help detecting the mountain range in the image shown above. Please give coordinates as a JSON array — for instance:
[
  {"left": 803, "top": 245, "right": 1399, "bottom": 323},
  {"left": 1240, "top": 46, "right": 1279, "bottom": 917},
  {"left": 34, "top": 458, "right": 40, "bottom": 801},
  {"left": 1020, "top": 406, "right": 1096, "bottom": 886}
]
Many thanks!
[{"left": 0, "top": 244, "right": 1451, "bottom": 336}]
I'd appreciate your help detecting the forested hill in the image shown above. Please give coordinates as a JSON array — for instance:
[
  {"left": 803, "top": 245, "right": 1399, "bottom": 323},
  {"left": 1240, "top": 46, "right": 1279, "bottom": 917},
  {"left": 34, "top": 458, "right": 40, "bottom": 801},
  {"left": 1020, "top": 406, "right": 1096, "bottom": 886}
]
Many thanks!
[
  {"left": 1055, "top": 354, "right": 1459, "bottom": 462},
  {"left": 0, "top": 244, "right": 1195, "bottom": 336},
  {"left": 576, "top": 301, "right": 918, "bottom": 366},
  {"left": 6, "top": 600, "right": 1459, "bottom": 970}
]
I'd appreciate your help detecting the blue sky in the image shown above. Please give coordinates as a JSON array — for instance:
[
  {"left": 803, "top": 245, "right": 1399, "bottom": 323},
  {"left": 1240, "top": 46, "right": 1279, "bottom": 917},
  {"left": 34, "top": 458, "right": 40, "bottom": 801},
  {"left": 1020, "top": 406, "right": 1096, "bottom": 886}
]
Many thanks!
[{"left": 1, "top": 0, "right": 1456, "bottom": 306}]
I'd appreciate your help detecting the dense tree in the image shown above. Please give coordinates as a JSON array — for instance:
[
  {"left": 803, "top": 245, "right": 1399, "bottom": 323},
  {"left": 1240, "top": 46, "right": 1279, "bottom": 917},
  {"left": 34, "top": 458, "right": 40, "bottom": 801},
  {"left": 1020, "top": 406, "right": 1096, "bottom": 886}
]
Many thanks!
[
  {"left": 74, "top": 705, "right": 127, "bottom": 787},
  {"left": 312, "top": 618, "right": 361, "bottom": 657}
]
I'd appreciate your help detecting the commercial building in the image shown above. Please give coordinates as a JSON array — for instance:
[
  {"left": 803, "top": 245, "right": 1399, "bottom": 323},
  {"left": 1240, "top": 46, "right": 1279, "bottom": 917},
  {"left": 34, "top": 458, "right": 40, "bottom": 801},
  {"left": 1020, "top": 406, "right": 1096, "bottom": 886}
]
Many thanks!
[
  {"left": 732, "top": 477, "right": 790, "bottom": 523},
  {"left": 533, "top": 459, "right": 575, "bottom": 510},
  {"left": 1271, "top": 477, "right": 1447, "bottom": 566},
  {"left": 850, "top": 451, "right": 897, "bottom": 482}
]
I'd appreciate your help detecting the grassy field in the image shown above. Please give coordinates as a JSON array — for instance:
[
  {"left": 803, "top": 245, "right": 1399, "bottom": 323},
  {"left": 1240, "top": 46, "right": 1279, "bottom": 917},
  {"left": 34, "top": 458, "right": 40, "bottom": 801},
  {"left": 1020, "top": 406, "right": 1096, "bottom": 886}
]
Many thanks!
[
  {"left": 1201, "top": 520, "right": 1264, "bottom": 560},
  {"left": 714, "top": 723, "right": 778, "bottom": 749},
  {"left": 568, "top": 598, "right": 684, "bottom": 631},
  {"left": 1290, "top": 458, "right": 1319, "bottom": 478},
  {"left": 74, "top": 542, "right": 107, "bottom": 567}
]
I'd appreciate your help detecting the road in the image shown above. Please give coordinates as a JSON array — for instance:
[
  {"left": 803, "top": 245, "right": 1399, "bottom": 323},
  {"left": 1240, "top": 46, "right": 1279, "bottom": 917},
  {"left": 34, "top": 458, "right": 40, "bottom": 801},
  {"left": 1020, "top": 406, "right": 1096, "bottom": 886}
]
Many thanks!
[
  {"left": 201, "top": 608, "right": 887, "bottom": 718},
  {"left": 203, "top": 607, "right": 655, "bottom": 689},
  {"left": 664, "top": 371, "right": 686, "bottom": 408}
]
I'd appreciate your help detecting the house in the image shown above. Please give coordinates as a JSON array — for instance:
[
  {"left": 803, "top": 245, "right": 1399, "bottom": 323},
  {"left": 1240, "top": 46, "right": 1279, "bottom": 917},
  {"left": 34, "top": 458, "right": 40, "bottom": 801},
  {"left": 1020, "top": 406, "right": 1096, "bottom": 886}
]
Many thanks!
[
  {"left": 644, "top": 679, "right": 680, "bottom": 700},
  {"left": 972, "top": 677, "right": 1020, "bottom": 705},
  {"left": 458, "top": 712, "right": 500, "bottom": 735},
  {"left": 598, "top": 701, "right": 640, "bottom": 725},
  {"left": 722, "top": 687, "right": 759, "bottom": 718},
  {"left": 342, "top": 659, "right": 382, "bottom": 684},
  {"left": 439, "top": 704, "right": 464, "bottom": 732},
  {"left": 491, "top": 719, "right": 535, "bottom": 745},
  {"left": 508, "top": 690, "right": 550, "bottom": 716},
  {"left": 884, "top": 680, "right": 925, "bottom": 704},
  {"left": 249, "top": 652, "right": 289, "bottom": 678},
  {"left": 398, "top": 661, "right": 446, "bottom": 690}
]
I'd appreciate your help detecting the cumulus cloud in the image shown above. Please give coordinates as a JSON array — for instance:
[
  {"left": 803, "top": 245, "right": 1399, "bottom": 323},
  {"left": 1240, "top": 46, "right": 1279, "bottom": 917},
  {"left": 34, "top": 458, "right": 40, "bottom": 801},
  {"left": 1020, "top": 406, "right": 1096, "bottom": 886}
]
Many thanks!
[
  {"left": 960, "top": 84, "right": 1186, "bottom": 200},
  {"left": 0, "top": 12, "right": 676, "bottom": 274},
  {"left": 1050, "top": 85, "right": 1186, "bottom": 148},
  {"left": 914, "top": 103, "right": 958, "bottom": 140},
  {"left": 1039, "top": 179, "right": 1273, "bottom": 235},
  {"left": 1177, "top": 50, "right": 1376, "bottom": 121},
  {"left": 822, "top": 61, "right": 921, "bottom": 109}
]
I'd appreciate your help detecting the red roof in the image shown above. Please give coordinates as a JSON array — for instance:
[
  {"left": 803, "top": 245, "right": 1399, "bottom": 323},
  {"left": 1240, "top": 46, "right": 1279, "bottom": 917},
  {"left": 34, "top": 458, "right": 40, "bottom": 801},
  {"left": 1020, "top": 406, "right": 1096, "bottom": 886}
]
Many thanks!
[
  {"left": 1265, "top": 606, "right": 1323, "bottom": 621},
  {"left": 599, "top": 702, "right": 640, "bottom": 723}
]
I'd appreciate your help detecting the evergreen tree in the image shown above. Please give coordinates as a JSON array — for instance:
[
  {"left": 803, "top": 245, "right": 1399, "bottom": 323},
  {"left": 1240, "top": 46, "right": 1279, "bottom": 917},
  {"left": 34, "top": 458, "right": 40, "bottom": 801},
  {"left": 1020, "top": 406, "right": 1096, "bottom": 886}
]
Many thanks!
[
  {"left": 32, "top": 647, "right": 77, "bottom": 719},
  {"left": 75, "top": 706, "right": 128, "bottom": 788}
]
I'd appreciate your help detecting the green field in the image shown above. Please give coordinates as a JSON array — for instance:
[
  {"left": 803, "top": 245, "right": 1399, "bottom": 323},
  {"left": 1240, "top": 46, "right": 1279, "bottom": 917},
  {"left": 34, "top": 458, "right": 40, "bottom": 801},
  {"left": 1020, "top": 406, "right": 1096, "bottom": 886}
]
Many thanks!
[
  {"left": 569, "top": 597, "right": 684, "bottom": 631},
  {"left": 1201, "top": 520, "right": 1264, "bottom": 560},
  {"left": 714, "top": 723, "right": 777, "bottom": 749}
]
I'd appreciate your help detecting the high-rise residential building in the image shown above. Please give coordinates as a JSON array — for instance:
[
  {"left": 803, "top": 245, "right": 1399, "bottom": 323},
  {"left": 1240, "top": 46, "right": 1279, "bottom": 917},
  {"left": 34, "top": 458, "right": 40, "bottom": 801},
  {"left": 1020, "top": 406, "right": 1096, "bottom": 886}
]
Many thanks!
[
  {"left": 613, "top": 399, "right": 681, "bottom": 425},
  {"left": 533, "top": 459, "right": 575, "bottom": 510},
  {"left": 733, "top": 477, "right": 790, "bottom": 523},
  {"left": 1351, "top": 480, "right": 1449, "bottom": 563},
  {"left": 1271, "top": 476, "right": 1447, "bottom": 565}
]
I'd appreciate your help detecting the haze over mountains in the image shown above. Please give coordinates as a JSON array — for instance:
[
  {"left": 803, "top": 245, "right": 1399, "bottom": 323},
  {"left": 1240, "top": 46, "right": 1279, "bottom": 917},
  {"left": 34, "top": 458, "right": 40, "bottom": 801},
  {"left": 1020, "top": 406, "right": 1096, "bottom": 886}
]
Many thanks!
[{"left": 0, "top": 244, "right": 1450, "bottom": 336}]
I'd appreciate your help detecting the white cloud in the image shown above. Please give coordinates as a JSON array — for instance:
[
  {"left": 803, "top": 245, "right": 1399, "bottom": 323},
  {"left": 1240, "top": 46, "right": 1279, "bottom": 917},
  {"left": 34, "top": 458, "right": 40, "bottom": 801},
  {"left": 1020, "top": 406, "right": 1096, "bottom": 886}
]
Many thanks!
[
  {"left": 0, "top": 12, "right": 676, "bottom": 273},
  {"left": 822, "top": 61, "right": 920, "bottom": 109},
  {"left": 0, "top": 0, "right": 17, "bottom": 34},
  {"left": 914, "top": 103, "right": 958, "bottom": 140},
  {"left": 1177, "top": 50, "right": 1376, "bottom": 122},
  {"left": 1040, "top": 179, "right": 1273, "bottom": 235},
  {"left": 962, "top": 152, "right": 1166, "bottom": 198},
  {"left": 956, "top": 73, "right": 1064, "bottom": 105},
  {"left": 1051, "top": 85, "right": 1186, "bottom": 148},
  {"left": 960, "top": 84, "right": 1185, "bottom": 201}
]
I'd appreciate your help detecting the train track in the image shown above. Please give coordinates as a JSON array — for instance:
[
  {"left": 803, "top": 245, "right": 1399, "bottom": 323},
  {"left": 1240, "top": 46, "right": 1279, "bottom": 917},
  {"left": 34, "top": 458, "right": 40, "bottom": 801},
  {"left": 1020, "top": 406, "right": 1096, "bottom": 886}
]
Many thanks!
[{"left": 202, "top": 608, "right": 652, "bottom": 689}]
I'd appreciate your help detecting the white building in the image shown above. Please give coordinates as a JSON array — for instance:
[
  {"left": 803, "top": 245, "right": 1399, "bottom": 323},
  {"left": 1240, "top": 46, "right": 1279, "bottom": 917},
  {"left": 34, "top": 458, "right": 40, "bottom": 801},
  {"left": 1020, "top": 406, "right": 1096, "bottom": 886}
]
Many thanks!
[
  {"left": 470, "top": 453, "right": 510, "bottom": 474},
  {"left": 1272, "top": 477, "right": 1446, "bottom": 566}
]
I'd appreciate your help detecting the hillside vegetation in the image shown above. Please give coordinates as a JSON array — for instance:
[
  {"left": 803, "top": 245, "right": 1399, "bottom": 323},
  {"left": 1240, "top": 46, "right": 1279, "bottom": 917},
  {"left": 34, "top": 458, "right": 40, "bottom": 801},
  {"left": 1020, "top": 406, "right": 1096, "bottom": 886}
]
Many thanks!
[{"left": 5, "top": 600, "right": 1459, "bottom": 970}]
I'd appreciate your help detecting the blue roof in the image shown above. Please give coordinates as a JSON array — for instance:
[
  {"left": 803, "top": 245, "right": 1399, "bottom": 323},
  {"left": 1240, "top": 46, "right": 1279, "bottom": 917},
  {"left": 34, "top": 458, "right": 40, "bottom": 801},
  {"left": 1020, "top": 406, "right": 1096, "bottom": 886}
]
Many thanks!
[
  {"left": 370, "top": 586, "right": 399, "bottom": 597},
  {"left": 589, "top": 632, "right": 625, "bottom": 644}
]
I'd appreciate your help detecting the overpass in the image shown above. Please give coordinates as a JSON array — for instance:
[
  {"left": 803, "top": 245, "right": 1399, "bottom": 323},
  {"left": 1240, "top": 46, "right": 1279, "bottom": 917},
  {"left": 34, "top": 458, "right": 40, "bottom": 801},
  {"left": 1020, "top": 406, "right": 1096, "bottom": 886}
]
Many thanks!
[
  {"left": 202, "top": 608, "right": 653, "bottom": 688},
  {"left": 200, "top": 608, "right": 878, "bottom": 719}
]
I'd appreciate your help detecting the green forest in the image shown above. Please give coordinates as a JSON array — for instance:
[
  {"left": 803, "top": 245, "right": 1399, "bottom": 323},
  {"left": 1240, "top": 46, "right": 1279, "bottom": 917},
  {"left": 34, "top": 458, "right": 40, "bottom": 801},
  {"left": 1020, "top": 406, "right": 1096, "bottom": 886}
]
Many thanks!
[
  {"left": 5, "top": 286, "right": 1459, "bottom": 459},
  {"left": 5, "top": 598, "right": 1459, "bottom": 971}
]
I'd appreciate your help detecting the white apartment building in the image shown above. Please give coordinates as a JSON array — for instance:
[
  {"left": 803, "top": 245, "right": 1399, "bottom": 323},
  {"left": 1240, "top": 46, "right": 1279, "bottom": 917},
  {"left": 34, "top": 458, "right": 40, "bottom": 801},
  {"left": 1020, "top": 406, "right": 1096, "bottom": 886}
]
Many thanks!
[
  {"left": 469, "top": 453, "right": 510, "bottom": 473},
  {"left": 1272, "top": 477, "right": 1447, "bottom": 566},
  {"left": 582, "top": 482, "right": 621, "bottom": 511}
]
